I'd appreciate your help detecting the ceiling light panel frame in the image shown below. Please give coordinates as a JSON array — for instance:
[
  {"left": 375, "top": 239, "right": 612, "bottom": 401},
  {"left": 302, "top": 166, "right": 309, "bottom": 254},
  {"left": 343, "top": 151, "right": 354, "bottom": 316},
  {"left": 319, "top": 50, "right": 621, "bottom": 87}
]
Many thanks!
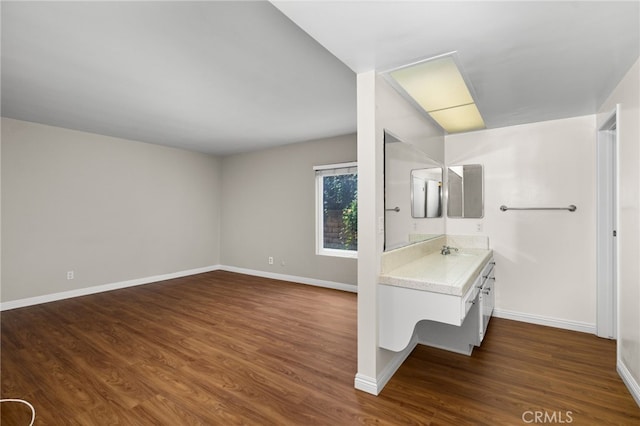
[{"left": 381, "top": 51, "right": 485, "bottom": 134}]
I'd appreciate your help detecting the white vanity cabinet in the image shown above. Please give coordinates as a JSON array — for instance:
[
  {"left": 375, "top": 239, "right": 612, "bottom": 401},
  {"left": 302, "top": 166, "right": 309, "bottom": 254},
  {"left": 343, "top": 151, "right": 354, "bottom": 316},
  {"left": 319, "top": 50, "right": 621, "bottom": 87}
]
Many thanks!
[{"left": 379, "top": 250, "right": 494, "bottom": 355}]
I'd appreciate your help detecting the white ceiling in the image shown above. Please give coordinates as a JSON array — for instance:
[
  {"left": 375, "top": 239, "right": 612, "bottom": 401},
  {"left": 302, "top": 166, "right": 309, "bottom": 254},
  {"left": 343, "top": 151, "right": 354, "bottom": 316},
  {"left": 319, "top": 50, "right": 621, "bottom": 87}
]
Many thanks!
[
  {"left": 1, "top": 1, "right": 356, "bottom": 155},
  {"left": 2, "top": 1, "right": 639, "bottom": 155},
  {"left": 274, "top": 0, "right": 640, "bottom": 131}
]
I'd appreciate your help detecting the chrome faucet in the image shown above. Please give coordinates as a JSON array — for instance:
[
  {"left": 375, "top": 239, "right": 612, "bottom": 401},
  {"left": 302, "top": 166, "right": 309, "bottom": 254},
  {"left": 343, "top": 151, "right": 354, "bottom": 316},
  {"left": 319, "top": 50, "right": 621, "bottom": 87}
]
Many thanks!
[{"left": 441, "top": 245, "right": 459, "bottom": 255}]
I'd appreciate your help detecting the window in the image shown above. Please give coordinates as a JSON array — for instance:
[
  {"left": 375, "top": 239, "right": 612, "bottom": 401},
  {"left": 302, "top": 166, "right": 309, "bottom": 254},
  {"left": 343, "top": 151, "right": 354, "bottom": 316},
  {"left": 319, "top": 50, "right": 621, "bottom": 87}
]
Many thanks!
[{"left": 314, "top": 162, "right": 357, "bottom": 258}]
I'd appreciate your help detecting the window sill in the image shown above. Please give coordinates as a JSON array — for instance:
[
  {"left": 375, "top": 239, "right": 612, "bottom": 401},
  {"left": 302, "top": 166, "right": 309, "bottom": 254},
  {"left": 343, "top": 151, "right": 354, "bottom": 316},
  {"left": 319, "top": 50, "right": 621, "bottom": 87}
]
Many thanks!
[{"left": 317, "top": 248, "right": 358, "bottom": 259}]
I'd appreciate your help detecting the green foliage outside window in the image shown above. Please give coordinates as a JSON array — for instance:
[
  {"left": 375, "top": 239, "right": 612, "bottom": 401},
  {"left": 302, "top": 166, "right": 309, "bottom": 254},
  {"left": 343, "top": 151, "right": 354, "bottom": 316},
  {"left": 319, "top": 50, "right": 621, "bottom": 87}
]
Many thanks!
[
  {"left": 341, "top": 198, "right": 357, "bottom": 250},
  {"left": 323, "top": 174, "right": 357, "bottom": 250}
]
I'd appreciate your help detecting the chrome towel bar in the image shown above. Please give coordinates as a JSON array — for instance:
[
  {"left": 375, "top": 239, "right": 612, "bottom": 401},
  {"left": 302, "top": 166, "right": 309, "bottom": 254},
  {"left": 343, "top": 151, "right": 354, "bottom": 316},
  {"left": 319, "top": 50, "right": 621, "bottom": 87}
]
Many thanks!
[{"left": 500, "top": 205, "right": 577, "bottom": 212}]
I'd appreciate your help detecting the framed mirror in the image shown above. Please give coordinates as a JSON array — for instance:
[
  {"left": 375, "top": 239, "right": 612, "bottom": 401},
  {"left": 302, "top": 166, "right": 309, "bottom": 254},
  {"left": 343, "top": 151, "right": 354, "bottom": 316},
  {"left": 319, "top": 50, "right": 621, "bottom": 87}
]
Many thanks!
[
  {"left": 447, "top": 164, "right": 484, "bottom": 218},
  {"left": 411, "top": 168, "right": 442, "bottom": 218}
]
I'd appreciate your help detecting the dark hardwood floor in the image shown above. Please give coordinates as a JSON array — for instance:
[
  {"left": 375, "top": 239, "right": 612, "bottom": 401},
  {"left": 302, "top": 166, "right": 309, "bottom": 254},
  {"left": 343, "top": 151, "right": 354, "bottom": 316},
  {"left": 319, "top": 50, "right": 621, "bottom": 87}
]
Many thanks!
[{"left": 2, "top": 270, "right": 638, "bottom": 425}]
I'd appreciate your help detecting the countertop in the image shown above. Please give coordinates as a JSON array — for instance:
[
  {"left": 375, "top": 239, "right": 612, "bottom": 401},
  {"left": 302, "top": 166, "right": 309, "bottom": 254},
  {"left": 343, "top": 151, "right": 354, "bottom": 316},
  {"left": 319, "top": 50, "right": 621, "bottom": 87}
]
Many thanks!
[{"left": 379, "top": 248, "right": 493, "bottom": 296}]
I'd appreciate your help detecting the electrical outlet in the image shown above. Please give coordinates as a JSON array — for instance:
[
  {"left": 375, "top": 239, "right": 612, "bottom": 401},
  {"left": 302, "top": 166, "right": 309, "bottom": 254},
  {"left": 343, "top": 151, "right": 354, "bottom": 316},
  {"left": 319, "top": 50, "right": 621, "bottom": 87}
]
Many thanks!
[
  {"left": 67, "top": 270, "right": 74, "bottom": 280},
  {"left": 476, "top": 223, "right": 483, "bottom": 232},
  {"left": 268, "top": 256, "right": 274, "bottom": 265}
]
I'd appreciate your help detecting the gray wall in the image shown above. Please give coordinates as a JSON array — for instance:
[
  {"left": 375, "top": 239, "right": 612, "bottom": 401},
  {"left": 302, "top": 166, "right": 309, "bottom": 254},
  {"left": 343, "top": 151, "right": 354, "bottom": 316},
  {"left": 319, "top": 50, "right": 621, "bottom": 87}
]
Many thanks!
[
  {"left": 1, "top": 118, "right": 222, "bottom": 302},
  {"left": 1, "top": 118, "right": 357, "bottom": 304},
  {"left": 220, "top": 134, "right": 357, "bottom": 286}
]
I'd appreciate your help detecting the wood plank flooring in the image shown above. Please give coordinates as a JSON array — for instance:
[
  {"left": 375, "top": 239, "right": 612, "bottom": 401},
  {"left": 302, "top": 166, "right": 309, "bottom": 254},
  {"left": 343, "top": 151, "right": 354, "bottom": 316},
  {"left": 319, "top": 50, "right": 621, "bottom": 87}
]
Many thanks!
[{"left": 2, "top": 270, "right": 639, "bottom": 425}]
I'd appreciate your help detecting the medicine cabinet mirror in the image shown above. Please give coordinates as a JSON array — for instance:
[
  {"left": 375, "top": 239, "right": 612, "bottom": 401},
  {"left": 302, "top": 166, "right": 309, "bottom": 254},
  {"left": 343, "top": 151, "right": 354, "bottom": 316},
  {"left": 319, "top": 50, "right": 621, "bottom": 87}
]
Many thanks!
[
  {"left": 411, "top": 168, "right": 443, "bottom": 218},
  {"left": 447, "top": 164, "right": 484, "bottom": 218}
]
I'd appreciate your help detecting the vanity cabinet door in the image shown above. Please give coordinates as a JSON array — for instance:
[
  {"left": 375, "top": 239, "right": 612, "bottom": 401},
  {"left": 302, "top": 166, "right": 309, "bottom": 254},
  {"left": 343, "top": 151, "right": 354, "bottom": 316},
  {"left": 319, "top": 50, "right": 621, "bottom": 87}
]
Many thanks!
[
  {"left": 462, "top": 274, "right": 481, "bottom": 321},
  {"left": 478, "top": 260, "right": 495, "bottom": 343}
]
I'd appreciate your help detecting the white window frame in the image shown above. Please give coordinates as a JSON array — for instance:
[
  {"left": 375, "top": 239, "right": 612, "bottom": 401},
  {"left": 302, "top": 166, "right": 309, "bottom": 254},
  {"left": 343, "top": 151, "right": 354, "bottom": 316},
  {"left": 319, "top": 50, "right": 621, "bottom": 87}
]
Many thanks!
[{"left": 314, "top": 162, "right": 358, "bottom": 259}]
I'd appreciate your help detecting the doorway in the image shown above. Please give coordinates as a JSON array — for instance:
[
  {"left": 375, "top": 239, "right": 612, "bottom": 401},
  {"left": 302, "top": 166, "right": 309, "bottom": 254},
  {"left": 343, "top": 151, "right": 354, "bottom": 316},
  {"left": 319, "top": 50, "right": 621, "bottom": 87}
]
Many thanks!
[{"left": 596, "top": 106, "right": 619, "bottom": 339}]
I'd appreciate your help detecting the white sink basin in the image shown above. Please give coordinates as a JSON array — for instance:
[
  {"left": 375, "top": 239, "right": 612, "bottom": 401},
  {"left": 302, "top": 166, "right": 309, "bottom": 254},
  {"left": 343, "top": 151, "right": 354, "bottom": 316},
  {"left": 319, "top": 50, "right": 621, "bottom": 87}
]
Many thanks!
[{"left": 447, "top": 252, "right": 476, "bottom": 257}]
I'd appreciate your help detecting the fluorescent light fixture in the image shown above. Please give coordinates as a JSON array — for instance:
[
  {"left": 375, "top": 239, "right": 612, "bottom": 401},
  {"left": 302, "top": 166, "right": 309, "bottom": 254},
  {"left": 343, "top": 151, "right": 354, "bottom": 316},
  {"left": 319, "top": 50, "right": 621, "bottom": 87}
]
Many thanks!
[
  {"left": 429, "top": 103, "right": 485, "bottom": 133},
  {"left": 388, "top": 54, "right": 485, "bottom": 133}
]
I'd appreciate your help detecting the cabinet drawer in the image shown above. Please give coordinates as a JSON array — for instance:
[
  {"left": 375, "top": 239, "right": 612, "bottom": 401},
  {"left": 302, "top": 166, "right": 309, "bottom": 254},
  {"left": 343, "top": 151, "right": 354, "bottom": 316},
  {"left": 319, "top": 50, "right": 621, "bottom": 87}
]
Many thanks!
[
  {"left": 478, "top": 257, "right": 495, "bottom": 343},
  {"left": 481, "top": 259, "right": 495, "bottom": 282},
  {"left": 461, "top": 274, "right": 481, "bottom": 320}
]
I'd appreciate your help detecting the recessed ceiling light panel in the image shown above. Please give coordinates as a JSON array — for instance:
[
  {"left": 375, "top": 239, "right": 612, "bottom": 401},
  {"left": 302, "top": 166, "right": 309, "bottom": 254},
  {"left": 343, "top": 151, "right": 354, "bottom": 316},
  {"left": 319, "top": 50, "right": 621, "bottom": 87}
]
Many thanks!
[
  {"left": 429, "top": 103, "right": 485, "bottom": 133},
  {"left": 386, "top": 53, "right": 485, "bottom": 134}
]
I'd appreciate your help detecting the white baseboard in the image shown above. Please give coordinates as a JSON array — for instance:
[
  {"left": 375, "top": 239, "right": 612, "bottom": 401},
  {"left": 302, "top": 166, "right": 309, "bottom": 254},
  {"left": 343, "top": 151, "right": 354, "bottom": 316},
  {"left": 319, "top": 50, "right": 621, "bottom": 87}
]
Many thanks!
[
  {"left": 219, "top": 265, "right": 358, "bottom": 293},
  {"left": 0, "top": 265, "right": 222, "bottom": 311},
  {"left": 376, "top": 338, "right": 418, "bottom": 393},
  {"left": 354, "top": 337, "right": 418, "bottom": 396},
  {"left": 493, "top": 308, "right": 596, "bottom": 334},
  {"left": 618, "top": 358, "right": 640, "bottom": 407},
  {"left": 354, "top": 373, "right": 379, "bottom": 395},
  {"left": 1, "top": 265, "right": 356, "bottom": 311}
]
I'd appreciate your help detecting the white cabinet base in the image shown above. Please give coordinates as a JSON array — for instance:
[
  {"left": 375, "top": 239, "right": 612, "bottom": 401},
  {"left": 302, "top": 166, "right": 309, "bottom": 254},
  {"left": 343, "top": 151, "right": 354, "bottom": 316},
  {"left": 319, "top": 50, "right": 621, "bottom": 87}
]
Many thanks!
[
  {"left": 379, "top": 257, "right": 495, "bottom": 354},
  {"left": 378, "top": 282, "right": 480, "bottom": 352}
]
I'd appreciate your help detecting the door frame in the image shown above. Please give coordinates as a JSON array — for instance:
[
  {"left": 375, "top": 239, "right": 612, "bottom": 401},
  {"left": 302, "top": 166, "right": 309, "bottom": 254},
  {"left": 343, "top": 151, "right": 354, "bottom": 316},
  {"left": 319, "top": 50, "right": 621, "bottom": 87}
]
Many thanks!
[{"left": 596, "top": 105, "right": 619, "bottom": 339}]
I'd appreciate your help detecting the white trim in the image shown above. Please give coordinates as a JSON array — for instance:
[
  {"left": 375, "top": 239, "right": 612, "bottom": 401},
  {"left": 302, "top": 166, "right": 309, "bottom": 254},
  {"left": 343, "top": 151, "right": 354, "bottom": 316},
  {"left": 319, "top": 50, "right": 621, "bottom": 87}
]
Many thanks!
[
  {"left": 316, "top": 247, "right": 358, "bottom": 259},
  {"left": 354, "top": 336, "right": 418, "bottom": 395},
  {"left": 596, "top": 105, "right": 619, "bottom": 339},
  {"left": 313, "top": 161, "right": 357, "bottom": 171},
  {"left": 618, "top": 358, "right": 640, "bottom": 407},
  {"left": 380, "top": 50, "right": 459, "bottom": 75},
  {"left": 492, "top": 308, "right": 596, "bottom": 334},
  {"left": 354, "top": 374, "right": 379, "bottom": 395},
  {"left": 1, "top": 265, "right": 357, "bottom": 311},
  {"left": 0, "top": 265, "right": 221, "bottom": 311},
  {"left": 315, "top": 163, "right": 358, "bottom": 259},
  {"left": 376, "top": 338, "right": 418, "bottom": 393},
  {"left": 219, "top": 265, "right": 357, "bottom": 293}
]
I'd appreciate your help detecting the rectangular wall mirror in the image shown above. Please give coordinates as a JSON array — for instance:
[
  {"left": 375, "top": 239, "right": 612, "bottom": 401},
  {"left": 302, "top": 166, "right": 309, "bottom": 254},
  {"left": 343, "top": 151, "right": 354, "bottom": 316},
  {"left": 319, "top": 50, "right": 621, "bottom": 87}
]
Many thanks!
[
  {"left": 384, "top": 130, "right": 444, "bottom": 251},
  {"left": 447, "top": 164, "right": 484, "bottom": 218}
]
